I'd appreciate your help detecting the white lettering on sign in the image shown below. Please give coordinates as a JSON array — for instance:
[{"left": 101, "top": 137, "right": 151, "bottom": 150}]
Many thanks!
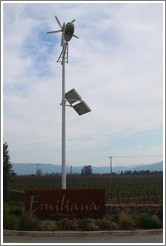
[{"left": 29, "top": 194, "right": 101, "bottom": 213}]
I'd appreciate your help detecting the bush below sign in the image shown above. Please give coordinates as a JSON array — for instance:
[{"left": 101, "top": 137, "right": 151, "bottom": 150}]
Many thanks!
[{"left": 25, "top": 189, "right": 105, "bottom": 219}]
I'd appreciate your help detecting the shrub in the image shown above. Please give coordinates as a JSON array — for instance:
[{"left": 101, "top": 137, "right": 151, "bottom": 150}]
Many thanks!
[
  {"left": 118, "top": 211, "right": 134, "bottom": 230},
  {"left": 78, "top": 218, "right": 99, "bottom": 231},
  {"left": 58, "top": 218, "right": 78, "bottom": 231},
  {"left": 97, "top": 213, "right": 117, "bottom": 230},
  {"left": 134, "top": 213, "right": 162, "bottom": 229},
  {"left": 84, "top": 222, "right": 99, "bottom": 231},
  {"left": 40, "top": 220, "right": 58, "bottom": 231},
  {"left": 3, "top": 202, "right": 21, "bottom": 230},
  {"left": 104, "top": 213, "right": 113, "bottom": 221},
  {"left": 97, "top": 219, "right": 113, "bottom": 230},
  {"left": 18, "top": 212, "right": 40, "bottom": 231},
  {"left": 3, "top": 203, "right": 10, "bottom": 217},
  {"left": 9, "top": 205, "right": 23, "bottom": 216},
  {"left": 3, "top": 213, "right": 20, "bottom": 230}
]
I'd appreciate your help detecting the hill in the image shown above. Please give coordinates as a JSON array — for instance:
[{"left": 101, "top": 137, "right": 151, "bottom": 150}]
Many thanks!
[
  {"left": 113, "top": 161, "right": 163, "bottom": 173},
  {"left": 12, "top": 161, "right": 163, "bottom": 175}
]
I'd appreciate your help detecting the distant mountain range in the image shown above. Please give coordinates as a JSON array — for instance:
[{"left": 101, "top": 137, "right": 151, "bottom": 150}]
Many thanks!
[{"left": 12, "top": 161, "right": 163, "bottom": 175}]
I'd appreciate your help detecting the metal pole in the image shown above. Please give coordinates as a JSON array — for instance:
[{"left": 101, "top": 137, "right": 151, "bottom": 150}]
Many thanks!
[{"left": 61, "top": 43, "right": 66, "bottom": 189}]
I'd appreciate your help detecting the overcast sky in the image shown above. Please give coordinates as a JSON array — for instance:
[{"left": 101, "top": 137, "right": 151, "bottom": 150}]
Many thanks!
[{"left": 2, "top": 1, "right": 164, "bottom": 168}]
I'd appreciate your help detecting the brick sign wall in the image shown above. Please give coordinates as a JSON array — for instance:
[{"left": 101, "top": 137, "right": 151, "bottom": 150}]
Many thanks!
[{"left": 25, "top": 189, "right": 105, "bottom": 219}]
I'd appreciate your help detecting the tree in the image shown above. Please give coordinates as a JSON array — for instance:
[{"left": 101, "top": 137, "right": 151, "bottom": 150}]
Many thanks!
[
  {"left": 3, "top": 141, "right": 15, "bottom": 197},
  {"left": 81, "top": 165, "right": 93, "bottom": 176}
]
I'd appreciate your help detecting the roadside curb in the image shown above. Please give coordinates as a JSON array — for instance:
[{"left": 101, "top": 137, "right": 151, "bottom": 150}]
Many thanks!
[{"left": 3, "top": 229, "right": 163, "bottom": 237}]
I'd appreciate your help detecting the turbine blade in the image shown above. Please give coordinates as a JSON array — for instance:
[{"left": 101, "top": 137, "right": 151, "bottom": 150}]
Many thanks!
[
  {"left": 61, "top": 23, "right": 65, "bottom": 46},
  {"left": 61, "top": 31, "right": 64, "bottom": 46},
  {"left": 73, "top": 34, "right": 79, "bottom": 39},
  {"left": 71, "top": 19, "right": 76, "bottom": 23},
  {"left": 47, "top": 30, "right": 62, "bottom": 34},
  {"left": 62, "top": 22, "right": 65, "bottom": 31},
  {"left": 55, "top": 16, "right": 63, "bottom": 29}
]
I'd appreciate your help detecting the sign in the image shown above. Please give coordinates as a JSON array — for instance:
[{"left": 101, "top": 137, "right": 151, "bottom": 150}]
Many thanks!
[{"left": 25, "top": 189, "right": 105, "bottom": 219}]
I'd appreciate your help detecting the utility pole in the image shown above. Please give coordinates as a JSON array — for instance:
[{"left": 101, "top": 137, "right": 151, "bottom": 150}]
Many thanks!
[{"left": 108, "top": 157, "right": 113, "bottom": 175}]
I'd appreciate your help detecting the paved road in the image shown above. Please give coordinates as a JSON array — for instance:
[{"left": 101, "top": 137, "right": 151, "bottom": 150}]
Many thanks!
[{"left": 3, "top": 233, "right": 163, "bottom": 244}]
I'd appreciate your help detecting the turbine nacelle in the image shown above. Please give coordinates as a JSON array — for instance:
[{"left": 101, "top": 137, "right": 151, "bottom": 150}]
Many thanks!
[
  {"left": 47, "top": 16, "right": 79, "bottom": 46},
  {"left": 64, "top": 22, "right": 74, "bottom": 42}
]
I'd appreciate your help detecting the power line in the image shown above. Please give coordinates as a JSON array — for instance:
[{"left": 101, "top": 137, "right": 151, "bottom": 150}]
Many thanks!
[
  {"left": 68, "top": 157, "right": 106, "bottom": 165},
  {"left": 67, "top": 155, "right": 162, "bottom": 166}
]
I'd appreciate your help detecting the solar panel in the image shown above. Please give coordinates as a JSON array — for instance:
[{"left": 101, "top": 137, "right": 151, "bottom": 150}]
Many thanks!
[
  {"left": 73, "top": 101, "right": 91, "bottom": 116},
  {"left": 65, "top": 88, "right": 82, "bottom": 105}
]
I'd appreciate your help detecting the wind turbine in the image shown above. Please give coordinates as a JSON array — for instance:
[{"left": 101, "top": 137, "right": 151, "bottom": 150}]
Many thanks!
[
  {"left": 47, "top": 16, "right": 79, "bottom": 63},
  {"left": 46, "top": 16, "right": 79, "bottom": 189},
  {"left": 47, "top": 16, "right": 91, "bottom": 189}
]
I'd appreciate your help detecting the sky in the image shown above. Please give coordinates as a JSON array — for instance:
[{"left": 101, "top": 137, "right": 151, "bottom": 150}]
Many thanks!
[{"left": 2, "top": 1, "right": 164, "bottom": 168}]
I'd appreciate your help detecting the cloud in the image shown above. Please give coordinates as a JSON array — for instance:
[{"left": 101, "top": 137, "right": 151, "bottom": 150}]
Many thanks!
[{"left": 2, "top": 2, "right": 163, "bottom": 166}]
